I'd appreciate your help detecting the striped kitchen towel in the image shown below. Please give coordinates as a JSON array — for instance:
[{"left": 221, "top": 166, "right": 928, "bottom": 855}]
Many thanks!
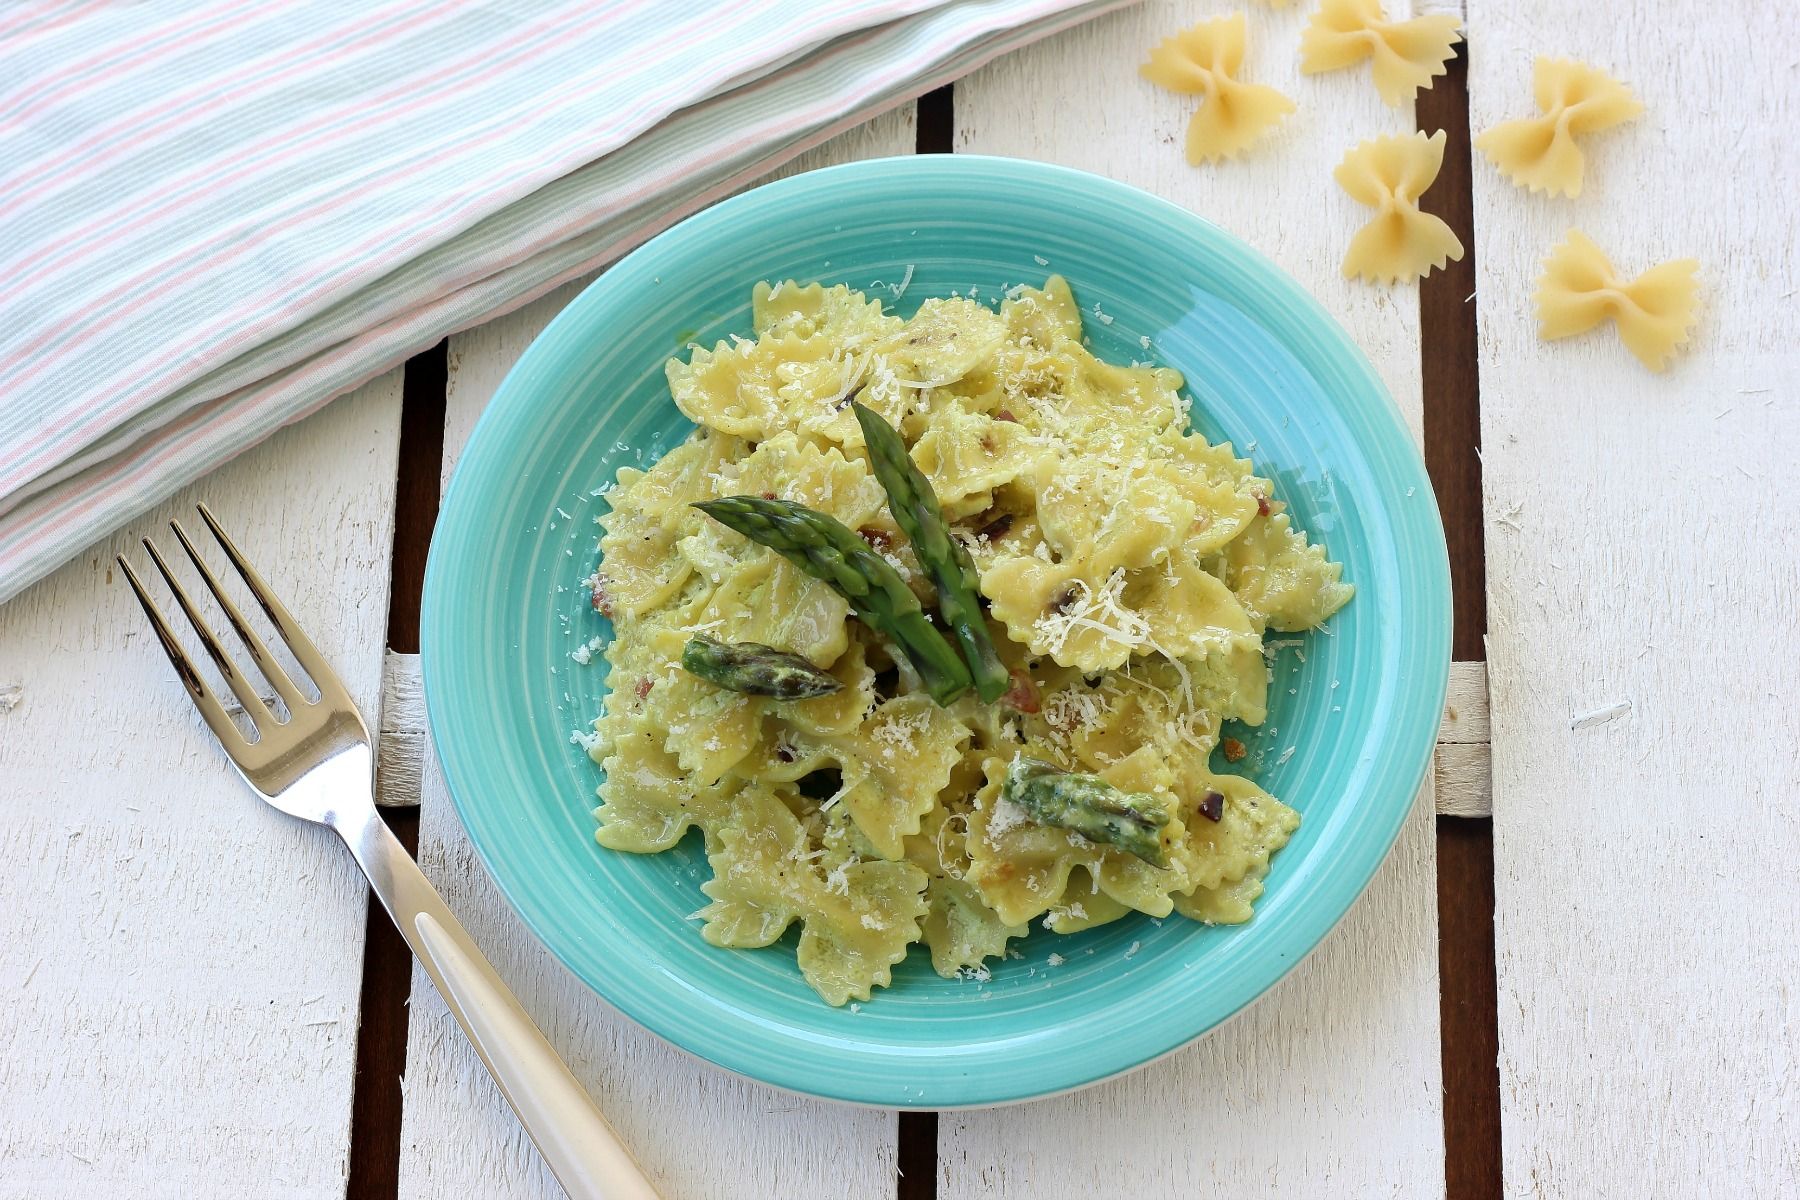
[{"left": 0, "top": 0, "right": 1125, "bottom": 605}]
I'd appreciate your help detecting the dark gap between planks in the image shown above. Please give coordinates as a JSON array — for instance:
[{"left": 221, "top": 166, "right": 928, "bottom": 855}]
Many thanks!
[
  {"left": 1416, "top": 47, "right": 1504, "bottom": 1200},
  {"left": 346, "top": 338, "right": 447, "bottom": 1200},
  {"left": 892, "top": 81, "right": 956, "bottom": 1200}
]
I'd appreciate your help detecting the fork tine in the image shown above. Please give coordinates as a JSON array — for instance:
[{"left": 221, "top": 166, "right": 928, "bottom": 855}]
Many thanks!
[
  {"left": 195, "top": 502, "right": 343, "bottom": 700},
  {"left": 141, "top": 536, "right": 275, "bottom": 734},
  {"left": 117, "top": 553, "right": 247, "bottom": 749},
  {"left": 168, "top": 517, "right": 308, "bottom": 712}
]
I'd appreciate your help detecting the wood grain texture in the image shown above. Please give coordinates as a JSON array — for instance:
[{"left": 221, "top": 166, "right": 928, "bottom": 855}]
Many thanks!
[
  {"left": 393, "top": 110, "right": 919, "bottom": 1200},
  {"left": 1440, "top": 660, "right": 1490, "bottom": 746},
  {"left": 376, "top": 650, "right": 425, "bottom": 809},
  {"left": 1465, "top": 2, "right": 1800, "bottom": 1195},
  {"left": 0, "top": 374, "right": 403, "bottom": 1199},
  {"left": 945, "top": 4, "right": 1446, "bottom": 1196},
  {"left": 1437, "top": 662, "right": 1491, "bottom": 818},
  {"left": 1435, "top": 658, "right": 1491, "bottom": 819},
  {"left": 1434, "top": 744, "right": 1490, "bottom": 819}
]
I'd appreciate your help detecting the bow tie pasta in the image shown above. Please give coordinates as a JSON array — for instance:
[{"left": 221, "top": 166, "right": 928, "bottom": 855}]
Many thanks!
[
  {"left": 1335, "top": 130, "right": 1466, "bottom": 284},
  {"left": 1140, "top": 14, "right": 1296, "bottom": 164},
  {"left": 1534, "top": 230, "right": 1700, "bottom": 372},
  {"left": 580, "top": 276, "right": 1352, "bottom": 1004},
  {"left": 1299, "top": 0, "right": 1463, "bottom": 107},
  {"left": 1476, "top": 57, "right": 1643, "bottom": 198}
]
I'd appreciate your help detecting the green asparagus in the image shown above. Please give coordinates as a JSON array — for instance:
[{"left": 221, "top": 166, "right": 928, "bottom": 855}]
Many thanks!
[
  {"left": 681, "top": 635, "right": 843, "bottom": 700},
  {"left": 692, "top": 496, "right": 972, "bottom": 704},
  {"left": 851, "top": 401, "right": 1010, "bottom": 703},
  {"left": 1000, "top": 756, "right": 1170, "bottom": 868}
]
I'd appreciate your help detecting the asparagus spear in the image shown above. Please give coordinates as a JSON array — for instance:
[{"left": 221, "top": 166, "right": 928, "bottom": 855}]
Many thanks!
[
  {"left": 851, "top": 401, "right": 1010, "bottom": 703},
  {"left": 692, "top": 496, "right": 972, "bottom": 704},
  {"left": 681, "top": 635, "right": 843, "bottom": 700},
  {"left": 1000, "top": 756, "right": 1170, "bottom": 868}
]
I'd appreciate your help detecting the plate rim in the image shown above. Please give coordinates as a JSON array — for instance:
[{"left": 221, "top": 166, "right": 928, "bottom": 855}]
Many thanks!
[{"left": 421, "top": 152, "right": 1453, "bottom": 1108}]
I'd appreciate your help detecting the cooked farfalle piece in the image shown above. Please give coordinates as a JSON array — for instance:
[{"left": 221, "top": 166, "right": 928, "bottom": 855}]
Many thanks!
[
  {"left": 596, "top": 434, "right": 743, "bottom": 618},
  {"left": 823, "top": 695, "right": 973, "bottom": 860},
  {"left": 666, "top": 332, "right": 846, "bottom": 442},
  {"left": 983, "top": 553, "right": 1263, "bottom": 679},
  {"left": 1334, "top": 130, "right": 1465, "bottom": 283},
  {"left": 909, "top": 403, "right": 1044, "bottom": 515},
  {"left": 697, "top": 789, "right": 929, "bottom": 1006},
  {"left": 907, "top": 808, "right": 1028, "bottom": 976},
  {"left": 1534, "top": 230, "right": 1700, "bottom": 372},
  {"left": 1476, "top": 57, "right": 1642, "bottom": 197},
  {"left": 1141, "top": 14, "right": 1295, "bottom": 164},
  {"left": 1216, "top": 510, "right": 1356, "bottom": 633},
  {"left": 1299, "top": 0, "right": 1462, "bottom": 106},
  {"left": 966, "top": 751, "right": 1187, "bottom": 927},
  {"left": 752, "top": 279, "right": 902, "bottom": 344}
]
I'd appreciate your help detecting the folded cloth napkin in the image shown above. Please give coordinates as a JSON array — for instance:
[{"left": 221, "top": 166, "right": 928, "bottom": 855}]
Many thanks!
[{"left": 0, "top": 0, "right": 1124, "bottom": 605}]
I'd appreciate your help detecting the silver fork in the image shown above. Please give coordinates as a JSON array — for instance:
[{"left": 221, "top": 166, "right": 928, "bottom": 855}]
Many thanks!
[{"left": 119, "top": 503, "right": 661, "bottom": 1200}]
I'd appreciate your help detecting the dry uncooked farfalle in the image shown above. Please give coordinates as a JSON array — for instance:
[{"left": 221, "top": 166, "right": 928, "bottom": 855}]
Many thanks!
[
  {"left": 1299, "top": 0, "right": 1462, "bottom": 106},
  {"left": 1534, "top": 230, "right": 1699, "bottom": 372},
  {"left": 1140, "top": 14, "right": 1296, "bottom": 164},
  {"left": 1476, "top": 57, "right": 1643, "bottom": 197},
  {"left": 1333, "top": 130, "right": 1465, "bottom": 283}
]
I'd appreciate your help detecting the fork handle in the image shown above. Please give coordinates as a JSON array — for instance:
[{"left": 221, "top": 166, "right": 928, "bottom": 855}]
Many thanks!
[{"left": 339, "top": 807, "right": 662, "bottom": 1200}]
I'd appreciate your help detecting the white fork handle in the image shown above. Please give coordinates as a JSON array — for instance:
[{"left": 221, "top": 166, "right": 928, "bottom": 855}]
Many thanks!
[{"left": 340, "top": 806, "right": 662, "bottom": 1200}]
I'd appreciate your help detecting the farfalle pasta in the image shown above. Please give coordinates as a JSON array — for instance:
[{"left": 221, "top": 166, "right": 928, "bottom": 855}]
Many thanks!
[
  {"left": 583, "top": 277, "right": 1351, "bottom": 1003},
  {"left": 1299, "top": 0, "right": 1462, "bottom": 107},
  {"left": 1334, "top": 130, "right": 1465, "bottom": 283},
  {"left": 1476, "top": 57, "right": 1642, "bottom": 198},
  {"left": 1534, "top": 230, "right": 1700, "bottom": 372},
  {"left": 1141, "top": 14, "right": 1295, "bottom": 164}
]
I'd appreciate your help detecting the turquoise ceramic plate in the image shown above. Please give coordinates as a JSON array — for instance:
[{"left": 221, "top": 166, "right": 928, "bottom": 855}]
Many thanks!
[{"left": 422, "top": 155, "right": 1451, "bottom": 1109}]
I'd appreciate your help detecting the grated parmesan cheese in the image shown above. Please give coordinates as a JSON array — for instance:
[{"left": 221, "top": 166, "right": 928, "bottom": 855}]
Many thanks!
[
  {"left": 1033, "top": 568, "right": 1151, "bottom": 659},
  {"left": 985, "top": 796, "right": 1029, "bottom": 841},
  {"left": 872, "top": 709, "right": 928, "bottom": 752},
  {"left": 879, "top": 549, "right": 913, "bottom": 581},
  {"left": 819, "top": 774, "right": 856, "bottom": 813},
  {"left": 824, "top": 857, "right": 857, "bottom": 894}
]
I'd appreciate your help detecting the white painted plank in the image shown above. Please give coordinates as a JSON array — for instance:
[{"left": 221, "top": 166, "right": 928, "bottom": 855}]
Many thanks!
[
  {"left": 1467, "top": 2, "right": 1800, "bottom": 1195},
  {"left": 1434, "top": 743, "right": 1490, "bottom": 819},
  {"left": 377, "top": 649, "right": 425, "bottom": 808},
  {"left": 375, "top": 651, "right": 1491, "bottom": 815},
  {"left": 945, "top": 4, "right": 1446, "bottom": 1196},
  {"left": 1437, "top": 660, "right": 1492, "bottom": 817},
  {"left": 0, "top": 374, "right": 403, "bottom": 1198},
  {"left": 396, "top": 109, "right": 918, "bottom": 1200},
  {"left": 1440, "top": 658, "right": 1490, "bottom": 745}
]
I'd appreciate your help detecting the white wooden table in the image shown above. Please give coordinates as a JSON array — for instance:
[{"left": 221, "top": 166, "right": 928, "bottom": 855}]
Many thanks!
[{"left": 3, "top": 3, "right": 1795, "bottom": 1197}]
